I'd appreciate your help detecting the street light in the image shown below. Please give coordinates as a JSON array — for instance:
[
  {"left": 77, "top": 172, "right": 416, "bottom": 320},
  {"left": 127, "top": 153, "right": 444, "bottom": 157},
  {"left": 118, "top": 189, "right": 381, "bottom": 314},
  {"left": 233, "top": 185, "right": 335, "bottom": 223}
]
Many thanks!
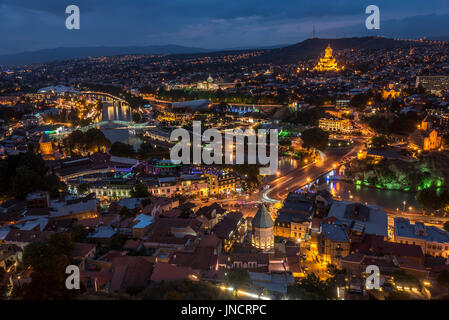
[{"left": 403, "top": 200, "right": 407, "bottom": 211}]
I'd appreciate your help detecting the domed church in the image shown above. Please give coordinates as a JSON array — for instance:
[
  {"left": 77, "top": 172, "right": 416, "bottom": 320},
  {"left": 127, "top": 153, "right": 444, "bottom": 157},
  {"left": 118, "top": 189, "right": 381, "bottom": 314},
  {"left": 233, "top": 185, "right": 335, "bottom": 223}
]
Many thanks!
[{"left": 251, "top": 204, "right": 274, "bottom": 251}]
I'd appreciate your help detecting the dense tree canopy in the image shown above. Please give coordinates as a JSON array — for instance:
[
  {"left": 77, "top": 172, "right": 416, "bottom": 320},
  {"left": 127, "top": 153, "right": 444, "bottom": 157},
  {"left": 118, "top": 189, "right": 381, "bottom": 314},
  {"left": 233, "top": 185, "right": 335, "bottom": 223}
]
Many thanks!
[
  {"left": 109, "top": 141, "right": 136, "bottom": 158},
  {"left": 287, "top": 273, "right": 337, "bottom": 300},
  {"left": 15, "top": 233, "right": 78, "bottom": 300},
  {"left": 139, "top": 279, "right": 233, "bottom": 300},
  {"left": 65, "top": 129, "right": 111, "bottom": 154},
  {"left": 371, "top": 136, "right": 389, "bottom": 149},
  {"left": 130, "top": 181, "right": 149, "bottom": 198},
  {"left": 301, "top": 127, "right": 329, "bottom": 151},
  {"left": 226, "top": 268, "right": 251, "bottom": 288},
  {"left": 0, "top": 152, "right": 66, "bottom": 199}
]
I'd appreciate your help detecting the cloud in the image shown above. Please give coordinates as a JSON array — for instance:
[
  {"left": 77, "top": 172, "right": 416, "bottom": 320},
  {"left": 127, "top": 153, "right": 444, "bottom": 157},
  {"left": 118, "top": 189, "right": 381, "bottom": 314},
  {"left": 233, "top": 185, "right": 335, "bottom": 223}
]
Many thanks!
[{"left": 0, "top": 0, "right": 448, "bottom": 54}]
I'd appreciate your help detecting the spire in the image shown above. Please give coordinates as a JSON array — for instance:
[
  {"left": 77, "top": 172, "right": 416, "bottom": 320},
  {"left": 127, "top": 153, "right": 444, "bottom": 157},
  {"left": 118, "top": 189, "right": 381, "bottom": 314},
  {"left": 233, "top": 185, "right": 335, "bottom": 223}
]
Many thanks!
[{"left": 252, "top": 204, "right": 274, "bottom": 228}]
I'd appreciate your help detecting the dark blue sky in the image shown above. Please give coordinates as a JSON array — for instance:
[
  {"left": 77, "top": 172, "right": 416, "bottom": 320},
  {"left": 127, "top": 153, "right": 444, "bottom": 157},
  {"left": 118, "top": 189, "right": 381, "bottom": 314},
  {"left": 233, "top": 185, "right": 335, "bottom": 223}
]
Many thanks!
[{"left": 1, "top": 0, "right": 449, "bottom": 55}]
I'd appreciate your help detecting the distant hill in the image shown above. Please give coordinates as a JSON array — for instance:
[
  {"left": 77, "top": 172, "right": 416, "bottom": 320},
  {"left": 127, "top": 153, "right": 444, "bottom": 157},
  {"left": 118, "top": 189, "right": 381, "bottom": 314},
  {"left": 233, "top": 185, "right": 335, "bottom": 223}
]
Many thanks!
[
  {"left": 429, "top": 36, "right": 449, "bottom": 42},
  {"left": 0, "top": 45, "right": 217, "bottom": 66},
  {"left": 250, "top": 36, "right": 428, "bottom": 64},
  {"left": 0, "top": 36, "right": 436, "bottom": 67},
  {"left": 222, "top": 44, "right": 290, "bottom": 51}
]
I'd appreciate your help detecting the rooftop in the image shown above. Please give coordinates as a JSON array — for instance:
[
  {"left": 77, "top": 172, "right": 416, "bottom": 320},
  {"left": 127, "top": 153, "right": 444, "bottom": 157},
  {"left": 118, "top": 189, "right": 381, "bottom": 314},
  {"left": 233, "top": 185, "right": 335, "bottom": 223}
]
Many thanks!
[
  {"left": 394, "top": 218, "right": 449, "bottom": 243},
  {"left": 321, "top": 223, "right": 350, "bottom": 242},
  {"left": 328, "top": 200, "right": 388, "bottom": 237},
  {"left": 252, "top": 204, "right": 273, "bottom": 229}
]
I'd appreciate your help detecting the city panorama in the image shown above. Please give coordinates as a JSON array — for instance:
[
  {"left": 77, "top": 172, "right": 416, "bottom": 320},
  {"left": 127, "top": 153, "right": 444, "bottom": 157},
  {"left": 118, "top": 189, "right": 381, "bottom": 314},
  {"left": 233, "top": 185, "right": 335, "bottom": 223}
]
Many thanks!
[{"left": 1, "top": 0, "right": 449, "bottom": 307}]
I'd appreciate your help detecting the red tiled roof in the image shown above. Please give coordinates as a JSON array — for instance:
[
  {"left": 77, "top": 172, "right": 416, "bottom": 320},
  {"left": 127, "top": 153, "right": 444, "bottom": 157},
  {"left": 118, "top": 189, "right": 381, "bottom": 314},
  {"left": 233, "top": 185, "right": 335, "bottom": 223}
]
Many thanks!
[
  {"left": 150, "top": 262, "right": 195, "bottom": 282},
  {"left": 198, "top": 234, "right": 221, "bottom": 249},
  {"left": 171, "top": 247, "right": 217, "bottom": 271},
  {"left": 71, "top": 242, "right": 96, "bottom": 258},
  {"left": 4, "top": 229, "right": 53, "bottom": 243},
  {"left": 123, "top": 239, "right": 142, "bottom": 250},
  {"left": 80, "top": 271, "right": 113, "bottom": 288},
  {"left": 73, "top": 214, "right": 120, "bottom": 229},
  {"left": 110, "top": 256, "right": 153, "bottom": 291},
  {"left": 352, "top": 234, "right": 424, "bottom": 259}
]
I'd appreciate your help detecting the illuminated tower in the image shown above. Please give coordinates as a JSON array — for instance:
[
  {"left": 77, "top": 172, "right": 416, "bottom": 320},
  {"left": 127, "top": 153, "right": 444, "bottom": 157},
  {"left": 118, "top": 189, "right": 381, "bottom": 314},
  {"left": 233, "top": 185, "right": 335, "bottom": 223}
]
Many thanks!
[
  {"left": 251, "top": 204, "right": 274, "bottom": 251},
  {"left": 39, "top": 134, "right": 54, "bottom": 156},
  {"left": 314, "top": 44, "right": 340, "bottom": 72}
]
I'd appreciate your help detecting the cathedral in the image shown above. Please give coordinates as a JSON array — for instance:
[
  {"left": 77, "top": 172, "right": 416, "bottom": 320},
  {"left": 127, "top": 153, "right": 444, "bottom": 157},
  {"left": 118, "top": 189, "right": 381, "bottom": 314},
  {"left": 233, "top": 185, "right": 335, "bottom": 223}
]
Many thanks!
[
  {"left": 38, "top": 133, "right": 62, "bottom": 160},
  {"left": 314, "top": 44, "right": 340, "bottom": 72},
  {"left": 409, "top": 116, "right": 442, "bottom": 152},
  {"left": 251, "top": 204, "right": 274, "bottom": 251}
]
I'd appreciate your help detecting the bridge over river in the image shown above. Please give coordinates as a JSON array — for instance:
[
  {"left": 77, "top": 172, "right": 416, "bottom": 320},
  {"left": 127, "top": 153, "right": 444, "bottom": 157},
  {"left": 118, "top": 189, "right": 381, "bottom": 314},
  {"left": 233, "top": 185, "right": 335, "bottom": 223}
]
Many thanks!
[{"left": 79, "top": 120, "right": 156, "bottom": 131}]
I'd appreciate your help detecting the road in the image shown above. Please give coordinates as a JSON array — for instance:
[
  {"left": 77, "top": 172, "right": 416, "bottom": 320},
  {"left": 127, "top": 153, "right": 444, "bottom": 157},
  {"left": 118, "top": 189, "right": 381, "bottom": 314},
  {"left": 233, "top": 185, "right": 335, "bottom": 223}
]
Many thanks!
[
  {"left": 189, "top": 141, "right": 365, "bottom": 218},
  {"left": 261, "top": 140, "right": 365, "bottom": 202}
]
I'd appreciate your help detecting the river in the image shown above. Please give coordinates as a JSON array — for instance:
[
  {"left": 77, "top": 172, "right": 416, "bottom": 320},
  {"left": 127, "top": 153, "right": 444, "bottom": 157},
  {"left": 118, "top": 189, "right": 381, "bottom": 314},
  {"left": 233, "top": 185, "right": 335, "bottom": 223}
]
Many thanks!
[
  {"left": 277, "top": 157, "right": 421, "bottom": 212},
  {"left": 100, "top": 103, "right": 143, "bottom": 150}
]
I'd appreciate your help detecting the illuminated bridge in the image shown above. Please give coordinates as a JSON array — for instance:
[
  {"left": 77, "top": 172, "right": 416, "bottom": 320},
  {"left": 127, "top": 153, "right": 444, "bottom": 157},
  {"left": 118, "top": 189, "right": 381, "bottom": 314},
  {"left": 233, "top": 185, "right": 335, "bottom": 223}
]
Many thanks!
[{"left": 79, "top": 120, "right": 156, "bottom": 131}]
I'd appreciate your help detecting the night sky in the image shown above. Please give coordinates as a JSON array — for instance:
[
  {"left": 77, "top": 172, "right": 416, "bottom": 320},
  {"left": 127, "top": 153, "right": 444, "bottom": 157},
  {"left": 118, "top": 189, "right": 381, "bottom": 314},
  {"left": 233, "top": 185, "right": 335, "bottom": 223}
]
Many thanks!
[{"left": 1, "top": 0, "right": 449, "bottom": 55}]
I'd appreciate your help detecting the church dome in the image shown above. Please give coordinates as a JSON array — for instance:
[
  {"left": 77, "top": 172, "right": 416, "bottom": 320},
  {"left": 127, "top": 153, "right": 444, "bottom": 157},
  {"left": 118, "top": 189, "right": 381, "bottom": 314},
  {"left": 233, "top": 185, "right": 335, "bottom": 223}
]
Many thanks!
[{"left": 252, "top": 204, "right": 273, "bottom": 228}]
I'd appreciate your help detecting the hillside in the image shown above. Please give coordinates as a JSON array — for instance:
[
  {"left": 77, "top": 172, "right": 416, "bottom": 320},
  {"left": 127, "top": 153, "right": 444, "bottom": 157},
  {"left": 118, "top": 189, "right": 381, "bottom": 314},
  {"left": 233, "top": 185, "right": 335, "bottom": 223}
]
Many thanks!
[
  {"left": 0, "top": 45, "right": 216, "bottom": 66},
  {"left": 250, "top": 36, "right": 428, "bottom": 65}
]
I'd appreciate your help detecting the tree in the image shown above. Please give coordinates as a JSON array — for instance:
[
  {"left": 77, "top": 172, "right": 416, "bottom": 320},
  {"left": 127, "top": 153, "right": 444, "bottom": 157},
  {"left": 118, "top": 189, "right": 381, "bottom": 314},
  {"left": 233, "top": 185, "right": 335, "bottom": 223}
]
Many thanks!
[
  {"left": 301, "top": 128, "right": 329, "bottom": 151},
  {"left": 139, "top": 279, "right": 233, "bottom": 300},
  {"left": 78, "top": 183, "right": 89, "bottom": 194},
  {"left": 287, "top": 272, "right": 337, "bottom": 300},
  {"left": 437, "top": 270, "right": 449, "bottom": 287},
  {"left": 232, "top": 164, "right": 261, "bottom": 190},
  {"left": 226, "top": 269, "right": 251, "bottom": 288},
  {"left": 0, "top": 267, "right": 8, "bottom": 299},
  {"left": 16, "top": 233, "right": 78, "bottom": 300},
  {"left": 132, "top": 112, "right": 141, "bottom": 123},
  {"left": 141, "top": 198, "right": 152, "bottom": 207},
  {"left": 180, "top": 208, "right": 194, "bottom": 219},
  {"left": 84, "top": 128, "right": 111, "bottom": 152},
  {"left": 131, "top": 181, "right": 149, "bottom": 198},
  {"left": 416, "top": 188, "right": 448, "bottom": 211},
  {"left": 109, "top": 142, "right": 136, "bottom": 158},
  {"left": 0, "top": 152, "right": 64, "bottom": 199},
  {"left": 137, "top": 142, "right": 156, "bottom": 160},
  {"left": 43, "top": 174, "right": 67, "bottom": 198},
  {"left": 119, "top": 207, "right": 135, "bottom": 219},
  {"left": 65, "top": 129, "right": 86, "bottom": 153},
  {"left": 387, "top": 289, "right": 412, "bottom": 300},
  {"left": 365, "top": 115, "right": 391, "bottom": 134},
  {"left": 371, "top": 136, "right": 388, "bottom": 149},
  {"left": 65, "top": 129, "right": 110, "bottom": 154},
  {"left": 70, "top": 225, "right": 89, "bottom": 243}
]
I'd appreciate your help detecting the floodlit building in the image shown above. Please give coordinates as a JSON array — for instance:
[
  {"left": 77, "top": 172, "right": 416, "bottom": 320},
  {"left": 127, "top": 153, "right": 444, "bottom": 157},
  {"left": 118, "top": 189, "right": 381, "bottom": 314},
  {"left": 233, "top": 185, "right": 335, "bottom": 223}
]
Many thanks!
[
  {"left": 252, "top": 204, "right": 274, "bottom": 251},
  {"left": 409, "top": 116, "right": 442, "bottom": 151},
  {"left": 416, "top": 75, "right": 449, "bottom": 93},
  {"left": 327, "top": 201, "right": 388, "bottom": 239},
  {"left": 314, "top": 44, "right": 340, "bottom": 72},
  {"left": 394, "top": 218, "right": 449, "bottom": 258},
  {"left": 38, "top": 133, "right": 55, "bottom": 160},
  {"left": 318, "top": 222, "right": 351, "bottom": 265},
  {"left": 318, "top": 118, "right": 352, "bottom": 133}
]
